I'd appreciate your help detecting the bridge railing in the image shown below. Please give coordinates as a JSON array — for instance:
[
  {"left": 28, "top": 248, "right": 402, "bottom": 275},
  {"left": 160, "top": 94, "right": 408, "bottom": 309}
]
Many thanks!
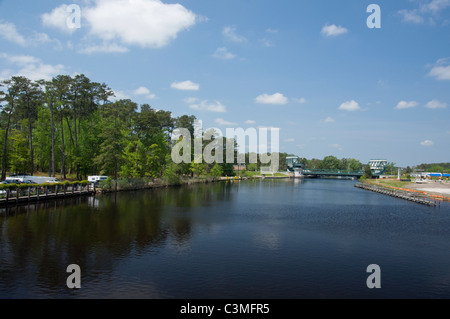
[{"left": 303, "top": 169, "right": 364, "bottom": 175}]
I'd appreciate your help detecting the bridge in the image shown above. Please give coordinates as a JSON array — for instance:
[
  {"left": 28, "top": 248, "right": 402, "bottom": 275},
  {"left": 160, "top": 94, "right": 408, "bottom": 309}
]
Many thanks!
[{"left": 286, "top": 157, "right": 387, "bottom": 178}]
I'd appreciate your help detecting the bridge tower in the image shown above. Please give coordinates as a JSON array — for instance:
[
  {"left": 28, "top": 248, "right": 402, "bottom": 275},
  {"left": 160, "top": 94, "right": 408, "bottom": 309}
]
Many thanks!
[
  {"left": 286, "top": 156, "right": 304, "bottom": 177},
  {"left": 369, "top": 159, "right": 388, "bottom": 176}
]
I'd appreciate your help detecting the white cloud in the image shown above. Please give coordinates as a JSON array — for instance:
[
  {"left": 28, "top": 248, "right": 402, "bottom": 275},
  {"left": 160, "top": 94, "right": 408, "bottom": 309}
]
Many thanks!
[
  {"left": 41, "top": 4, "right": 78, "bottom": 34},
  {"left": 133, "top": 86, "right": 156, "bottom": 99},
  {"left": 285, "top": 138, "right": 295, "bottom": 143},
  {"left": 245, "top": 120, "right": 256, "bottom": 125},
  {"left": 43, "top": 0, "right": 197, "bottom": 51},
  {"left": 215, "top": 118, "right": 238, "bottom": 126},
  {"left": 398, "top": 9, "right": 425, "bottom": 24},
  {"left": 256, "top": 93, "right": 288, "bottom": 105},
  {"left": 171, "top": 80, "right": 200, "bottom": 91},
  {"left": 426, "top": 99, "right": 447, "bottom": 109},
  {"left": 429, "top": 58, "right": 450, "bottom": 80},
  {"left": 293, "top": 97, "right": 306, "bottom": 104},
  {"left": 184, "top": 97, "right": 199, "bottom": 104},
  {"left": 429, "top": 65, "right": 450, "bottom": 80},
  {"left": 338, "top": 100, "right": 361, "bottom": 111},
  {"left": 395, "top": 100, "right": 419, "bottom": 109},
  {"left": 84, "top": 0, "right": 196, "bottom": 48},
  {"left": 0, "top": 21, "right": 62, "bottom": 48},
  {"left": 78, "top": 42, "right": 129, "bottom": 54},
  {"left": 134, "top": 86, "right": 151, "bottom": 95},
  {"left": 189, "top": 100, "right": 226, "bottom": 113},
  {"left": 0, "top": 21, "right": 27, "bottom": 46},
  {"left": 212, "top": 47, "right": 236, "bottom": 60},
  {"left": 321, "top": 24, "right": 348, "bottom": 37},
  {"left": 323, "top": 117, "right": 335, "bottom": 123},
  {"left": 110, "top": 90, "right": 131, "bottom": 101},
  {"left": 399, "top": 0, "right": 450, "bottom": 24},
  {"left": 422, "top": 0, "right": 450, "bottom": 13},
  {"left": 222, "top": 25, "right": 246, "bottom": 43},
  {"left": 421, "top": 140, "right": 435, "bottom": 146},
  {"left": 0, "top": 53, "right": 66, "bottom": 81}
]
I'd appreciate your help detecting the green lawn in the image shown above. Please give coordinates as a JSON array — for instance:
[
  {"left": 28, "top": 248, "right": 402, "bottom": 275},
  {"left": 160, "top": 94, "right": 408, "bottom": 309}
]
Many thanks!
[{"left": 369, "top": 179, "right": 412, "bottom": 188}]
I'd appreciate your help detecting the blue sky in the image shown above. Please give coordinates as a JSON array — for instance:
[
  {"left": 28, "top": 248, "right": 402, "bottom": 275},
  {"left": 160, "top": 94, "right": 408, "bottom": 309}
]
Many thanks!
[{"left": 0, "top": 0, "right": 449, "bottom": 167}]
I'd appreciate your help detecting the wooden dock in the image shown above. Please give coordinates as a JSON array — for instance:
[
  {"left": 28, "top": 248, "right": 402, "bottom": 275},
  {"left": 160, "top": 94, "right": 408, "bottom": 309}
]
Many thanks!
[
  {"left": 0, "top": 184, "right": 95, "bottom": 207},
  {"left": 355, "top": 183, "right": 437, "bottom": 207}
]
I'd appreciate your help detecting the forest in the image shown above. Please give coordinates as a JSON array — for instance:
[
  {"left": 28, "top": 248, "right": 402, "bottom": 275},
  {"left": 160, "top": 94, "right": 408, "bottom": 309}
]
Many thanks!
[{"left": 0, "top": 74, "right": 212, "bottom": 183}]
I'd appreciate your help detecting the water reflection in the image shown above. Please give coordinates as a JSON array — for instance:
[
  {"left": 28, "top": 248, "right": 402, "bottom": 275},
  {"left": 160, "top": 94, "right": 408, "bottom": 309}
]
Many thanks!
[
  {"left": 0, "top": 182, "right": 236, "bottom": 297},
  {"left": 1, "top": 179, "right": 450, "bottom": 298}
]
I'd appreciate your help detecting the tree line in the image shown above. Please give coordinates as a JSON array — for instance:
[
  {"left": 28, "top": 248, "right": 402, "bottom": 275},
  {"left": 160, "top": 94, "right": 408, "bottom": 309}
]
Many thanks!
[{"left": 0, "top": 74, "right": 212, "bottom": 182}]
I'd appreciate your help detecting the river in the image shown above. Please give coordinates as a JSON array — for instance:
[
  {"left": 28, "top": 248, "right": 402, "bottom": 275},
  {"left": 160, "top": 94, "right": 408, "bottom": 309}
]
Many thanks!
[{"left": 1, "top": 178, "right": 449, "bottom": 299}]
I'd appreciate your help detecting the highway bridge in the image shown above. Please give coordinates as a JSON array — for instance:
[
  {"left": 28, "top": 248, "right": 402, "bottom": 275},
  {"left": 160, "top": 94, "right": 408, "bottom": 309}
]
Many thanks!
[{"left": 286, "top": 157, "right": 387, "bottom": 178}]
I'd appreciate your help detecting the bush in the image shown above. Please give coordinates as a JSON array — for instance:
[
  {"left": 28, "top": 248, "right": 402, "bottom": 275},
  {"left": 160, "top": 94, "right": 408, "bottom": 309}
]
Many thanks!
[
  {"left": 163, "top": 163, "right": 181, "bottom": 186},
  {"left": 98, "top": 177, "right": 113, "bottom": 191}
]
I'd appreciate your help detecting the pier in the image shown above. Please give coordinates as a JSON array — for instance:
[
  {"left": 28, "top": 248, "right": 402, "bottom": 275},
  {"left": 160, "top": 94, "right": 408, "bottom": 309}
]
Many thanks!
[
  {"left": 0, "top": 183, "right": 95, "bottom": 207},
  {"left": 355, "top": 183, "right": 437, "bottom": 207}
]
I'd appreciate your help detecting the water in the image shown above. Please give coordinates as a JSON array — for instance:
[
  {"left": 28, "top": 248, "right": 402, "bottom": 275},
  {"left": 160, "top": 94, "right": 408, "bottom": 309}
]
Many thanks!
[{"left": 0, "top": 179, "right": 449, "bottom": 299}]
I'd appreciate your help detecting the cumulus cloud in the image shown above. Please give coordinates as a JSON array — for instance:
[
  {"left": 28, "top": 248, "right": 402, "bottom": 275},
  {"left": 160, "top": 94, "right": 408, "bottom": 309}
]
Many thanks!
[
  {"left": 395, "top": 101, "right": 419, "bottom": 109},
  {"left": 429, "top": 58, "right": 450, "bottom": 80},
  {"left": 212, "top": 47, "right": 236, "bottom": 60},
  {"left": 42, "top": 0, "right": 197, "bottom": 51},
  {"left": 133, "top": 86, "right": 156, "bottom": 99},
  {"left": 338, "top": 100, "right": 361, "bottom": 111},
  {"left": 0, "top": 53, "right": 66, "bottom": 81},
  {"left": 41, "top": 4, "right": 79, "bottom": 34},
  {"left": 85, "top": 0, "right": 196, "bottom": 48},
  {"left": 110, "top": 90, "right": 131, "bottom": 101},
  {"left": 421, "top": 140, "right": 435, "bottom": 146},
  {"left": 321, "top": 24, "right": 348, "bottom": 37},
  {"left": 215, "top": 118, "right": 238, "bottom": 126},
  {"left": 255, "top": 93, "right": 288, "bottom": 105},
  {"left": 323, "top": 117, "right": 336, "bottom": 123},
  {"left": 426, "top": 99, "right": 447, "bottom": 109},
  {"left": 0, "top": 21, "right": 27, "bottom": 45},
  {"left": 171, "top": 80, "right": 200, "bottom": 91},
  {"left": 245, "top": 120, "right": 256, "bottom": 125},
  {"left": 189, "top": 100, "right": 226, "bottom": 113},
  {"left": 222, "top": 25, "right": 247, "bottom": 43}
]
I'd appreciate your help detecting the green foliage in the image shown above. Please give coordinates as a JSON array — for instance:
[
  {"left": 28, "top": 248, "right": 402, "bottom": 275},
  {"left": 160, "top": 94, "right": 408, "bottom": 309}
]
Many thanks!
[
  {"left": 163, "top": 162, "right": 182, "bottom": 186},
  {"left": 363, "top": 164, "right": 373, "bottom": 179},
  {"left": 98, "top": 177, "right": 113, "bottom": 191},
  {"left": 210, "top": 163, "right": 223, "bottom": 178}
]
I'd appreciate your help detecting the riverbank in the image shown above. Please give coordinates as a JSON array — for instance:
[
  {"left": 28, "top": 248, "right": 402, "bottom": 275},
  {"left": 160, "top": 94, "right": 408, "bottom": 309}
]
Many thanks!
[{"left": 366, "top": 179, "right": 450, "bottom": 202}]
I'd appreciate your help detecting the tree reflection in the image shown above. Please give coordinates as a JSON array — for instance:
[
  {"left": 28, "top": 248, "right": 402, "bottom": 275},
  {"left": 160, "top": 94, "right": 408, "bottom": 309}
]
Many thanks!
[{"left": 0, "top": 182, "right": 235, "bottom": 296}]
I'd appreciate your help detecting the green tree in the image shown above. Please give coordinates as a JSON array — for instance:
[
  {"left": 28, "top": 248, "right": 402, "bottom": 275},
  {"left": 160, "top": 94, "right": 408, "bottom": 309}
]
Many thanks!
[
  {"left": 0, "top": 77, "right": 24, "bottom": 180},
  {"left": 95, "top": 99, "right": 137, "bottom": 189},
  {"left": 321, "top": 155, "right": 341, "bottom": 170},
  {"left": 363, "top": 164, "right": 373, "bottom": 179},
  {"left": 210, "top": 163, "right": 223, "bottom": 178}
]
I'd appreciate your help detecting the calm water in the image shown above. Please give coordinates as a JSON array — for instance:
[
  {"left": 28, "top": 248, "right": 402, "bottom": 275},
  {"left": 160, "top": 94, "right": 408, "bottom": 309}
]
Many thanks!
[{"left": 0, "top": 179, "right": 450, "bottom": 299}]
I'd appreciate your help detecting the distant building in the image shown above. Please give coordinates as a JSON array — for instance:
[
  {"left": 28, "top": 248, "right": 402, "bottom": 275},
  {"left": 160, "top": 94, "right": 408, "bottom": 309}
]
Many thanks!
[{"left": 233, "top": 164, "right": 247, "bottom": 172}]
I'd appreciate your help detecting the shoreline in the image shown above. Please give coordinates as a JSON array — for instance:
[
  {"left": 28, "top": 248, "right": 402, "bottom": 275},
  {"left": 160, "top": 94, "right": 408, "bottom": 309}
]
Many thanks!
[{"left": 367, "top": 179, "right": 450, "bottom": 202}]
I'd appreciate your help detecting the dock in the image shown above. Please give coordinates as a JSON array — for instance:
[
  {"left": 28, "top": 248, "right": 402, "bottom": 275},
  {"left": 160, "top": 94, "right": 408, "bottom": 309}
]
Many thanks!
[
  {"left": 0, "top": 184, "right": 95, "bottom": 207},
  {"left": 355, "top": 183, "right": 437, "bottom": 207}
]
